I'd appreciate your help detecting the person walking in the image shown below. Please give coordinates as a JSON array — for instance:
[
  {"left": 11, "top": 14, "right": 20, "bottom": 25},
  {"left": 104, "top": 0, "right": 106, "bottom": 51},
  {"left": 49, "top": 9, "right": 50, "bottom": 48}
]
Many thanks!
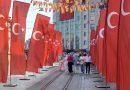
[
  {"left": 85, "top": 53, "right": 92, "bottom": 74},
  {"left": 79, "top": 54, "right": 85, "bottom": 73},
  {"left": 67, "top": 53, "right": 74, "bottom": 73},
  {"left": 64, "top": 54, "right": 68, "bottom": 72},
  {"left": 73, "top": 52, "right": 80, "bottom": 73}
]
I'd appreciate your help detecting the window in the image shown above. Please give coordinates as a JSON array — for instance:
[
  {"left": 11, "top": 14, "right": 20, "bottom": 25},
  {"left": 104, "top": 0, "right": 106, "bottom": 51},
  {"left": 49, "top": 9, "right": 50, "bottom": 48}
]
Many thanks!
[
  {"left": 84, "top": 15, "right": 86, "bottom": 20},
  {"left": 77, "top": 16, "right": 80, "bottom": 21},
  {"left": 84, "top": 24, "right": 86, "bottom": 28},
  {"left": 66, "top": 27, "right": 68, "bottom": 31},
  {"left": 84, "top": 40, "right": 86, "bottom": 45},
  {"left": 84, "top": 32, "right": 86, "bottom": 37}
]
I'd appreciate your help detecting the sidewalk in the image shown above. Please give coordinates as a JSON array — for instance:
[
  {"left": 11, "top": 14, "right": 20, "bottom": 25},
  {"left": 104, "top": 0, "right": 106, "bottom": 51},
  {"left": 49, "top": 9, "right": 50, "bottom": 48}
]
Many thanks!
[
  {"left": 0, "top": 64, "right": 116, "bottom": 90},
  {"left": 0, "top": 65, "right": 59, "bottom": 90}
]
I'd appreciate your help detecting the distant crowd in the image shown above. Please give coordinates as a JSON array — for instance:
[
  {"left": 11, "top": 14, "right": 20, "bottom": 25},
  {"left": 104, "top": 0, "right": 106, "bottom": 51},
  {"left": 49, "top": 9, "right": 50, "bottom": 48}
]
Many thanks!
[{"left": 61, "top": 52, "right": 92, "bottom": 74}]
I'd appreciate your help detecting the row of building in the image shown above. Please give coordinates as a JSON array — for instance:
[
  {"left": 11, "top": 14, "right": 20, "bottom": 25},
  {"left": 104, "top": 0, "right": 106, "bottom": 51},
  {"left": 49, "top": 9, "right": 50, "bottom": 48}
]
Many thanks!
[{"left": 53, "top": 0, "right": 106, "bottom": 51}]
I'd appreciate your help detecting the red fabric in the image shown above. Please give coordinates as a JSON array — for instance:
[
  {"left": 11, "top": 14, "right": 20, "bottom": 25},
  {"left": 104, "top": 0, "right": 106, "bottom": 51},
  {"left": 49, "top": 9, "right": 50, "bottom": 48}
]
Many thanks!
[
  {"left": 10, "top": 1, "right": 30, "bottom": 75},
  {"left": 57, "top": 32, "right": 63, "bottom": 56},
  {"left": 54, "top": 31, "right": 63, "bottom": 62},
  {"left": 0, "top": 0, "right": 11, "bottom": 83},
  {"left": 27, "top": 14, "right": 50, "bottom": 73},
  {"left": 60, "top": 0, "right": 74, "bottom": 21},
  {"left": 117, "top": 0, "right": 130, "bottom": 90},
  {"left": 96, "top": 10, "right": 106, "bottom": 74},
  {"left": 54, "top": 31, "right": 59, "bottom": 62},
  {"left": 52, "top": 30, "right": 57, "bottom": 63},
  {"left": 90, "top": 30, "right": 96, "bottom": 64},
  {"left": 93, "top": 27, "right": 98, "bottom": 66},
  {"left": 104, "top": 0, "right": 121, "bottom": 83},
  {"left": 43, "top": 24, "right": 55, "bottom": 66}
]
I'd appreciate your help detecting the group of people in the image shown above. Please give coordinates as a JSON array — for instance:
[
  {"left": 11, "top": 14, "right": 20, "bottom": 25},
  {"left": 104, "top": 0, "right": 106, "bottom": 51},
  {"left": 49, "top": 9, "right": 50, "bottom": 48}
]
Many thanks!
[{"left": 62, "top": 52, "right": 92, "bottom": 74}]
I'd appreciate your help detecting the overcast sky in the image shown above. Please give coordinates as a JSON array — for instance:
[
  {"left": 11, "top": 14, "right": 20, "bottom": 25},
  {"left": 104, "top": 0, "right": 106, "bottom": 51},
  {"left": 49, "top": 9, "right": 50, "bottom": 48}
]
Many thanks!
[{"left": 9, "top": 0, "right": 53, "bottom": 41}]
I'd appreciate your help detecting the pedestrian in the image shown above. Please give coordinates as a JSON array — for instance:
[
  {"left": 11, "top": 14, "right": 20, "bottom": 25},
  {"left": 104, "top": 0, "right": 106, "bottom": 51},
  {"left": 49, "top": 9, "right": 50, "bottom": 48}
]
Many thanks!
[
  {"left": 79, "top": 54, "right": 85, "bottom": 73},
  {"left": 64, "top": 54, "right": 68, "bottom": 72},
  {"left": 73, "top": 52, "right": 80, "bottom": 73},
  {"left": 85, "top": 53, "right": 92, "bottom": 74},
  {"left": 67, "top": 53, "right": 74, "bottom": 73}
]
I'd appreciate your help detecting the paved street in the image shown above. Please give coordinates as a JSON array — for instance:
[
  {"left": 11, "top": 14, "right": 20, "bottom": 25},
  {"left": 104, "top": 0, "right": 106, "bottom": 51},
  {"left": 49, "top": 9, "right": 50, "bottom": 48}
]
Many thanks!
[{"left": 0, "top": 65, "right": 116, "bottom": 90}]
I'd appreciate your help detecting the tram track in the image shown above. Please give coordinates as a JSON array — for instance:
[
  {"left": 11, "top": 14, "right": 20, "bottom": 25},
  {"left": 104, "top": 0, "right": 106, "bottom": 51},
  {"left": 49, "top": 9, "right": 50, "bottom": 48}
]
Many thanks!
[
  {"left": 40, "top": 71, "right": 63, "bottom": 90},
  {"left": 62, "top": 74, "right": 73, "bottom": 90},
  {"left": 40, "top": 72, "right": 74, "bottom": 90}
]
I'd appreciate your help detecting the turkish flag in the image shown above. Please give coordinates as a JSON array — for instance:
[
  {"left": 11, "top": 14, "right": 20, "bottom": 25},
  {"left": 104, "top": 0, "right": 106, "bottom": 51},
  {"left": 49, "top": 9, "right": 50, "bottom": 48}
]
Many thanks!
[
  {"left": 54, "top": 31, "right": 60, "bottom": 62},
  {"left": 92, "top": 27, "right": 99, "bottom": 66},
  {"left": 104, "top": 0, "right": 121, "bottom": 83},
  {"left": 117, "top": 0, "right": 130, "bottom": 90},
  {"left": 96, "top": 10, "right": 106, "bottom": 74},
  {"left": 57, "top": 32, "right": 63, "bottom": 56},
  {"left": 60, "top": 0, "right": 74, "bottom": 21},
  {"left": 90, "top": 30, "right": 96, "bottom": 64},
  {"left": 10, "top": 1, "right": 30, "bottom": 75},
  {"left": 44, "top": 24, "right": 55, "bottom": 66},
  {"left": 27, "top": 14, "right": 50, "bottom": 73},
  {"left": 0, "top": 0, "right": 11, "bottom": 83}
]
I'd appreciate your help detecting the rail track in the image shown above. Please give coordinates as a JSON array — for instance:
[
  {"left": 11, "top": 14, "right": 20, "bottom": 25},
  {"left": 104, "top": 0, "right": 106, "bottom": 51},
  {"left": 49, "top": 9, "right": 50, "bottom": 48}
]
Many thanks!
[{"left": 40, "top": 72, "right": 73, "bottom": 90}]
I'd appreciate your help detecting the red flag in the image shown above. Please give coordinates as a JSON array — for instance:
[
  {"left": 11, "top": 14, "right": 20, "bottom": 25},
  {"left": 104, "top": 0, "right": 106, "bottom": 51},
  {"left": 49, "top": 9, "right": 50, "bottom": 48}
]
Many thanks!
[
  {"left": 44, "top": 24, "right": 55, "bottom": 66},
  {"left": 104, "top": 0, "right": 121, "bottom": 83},
  {"left": 0, "top": 0, "right": 11, "bottom": 83},
  {"left": 57, "top": 32, "right": 63, "bottom": 56},
  {"left": 27, "top": 14, "right": 50, "bottom": 72},
  {"left": 90, "top": 30, "right": 96, "bottom": 64},
  {"left": 96, "top": 10, "right": 106, "bottom": 74},
  {"left": 10, "top": 1, "right": 30, "bottom": 75},
  {"left": 93, "top": 27, "right": 99, "bottom": 66},
  {"left": 51, "top": 30, "right": 58, "bottom": 64},
  {"left": 54, "top": 31, "right": 60, "bottom": 62},
  {"left": 117, "top": 0, "right": 130, "bottom": 90},
  {"left": 60, "top": 0, "right": 74, "bottom": 21}
]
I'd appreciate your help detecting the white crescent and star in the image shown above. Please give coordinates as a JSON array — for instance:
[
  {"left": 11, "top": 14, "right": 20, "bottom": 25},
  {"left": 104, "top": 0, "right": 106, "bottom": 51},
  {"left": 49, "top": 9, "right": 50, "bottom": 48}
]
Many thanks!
[
  {"left": 99, "top": 28, "right": 104, "bottom": 38},
  {"left": 90, "top": 40, "right": 93, "bottom": 45},
  {"left": 121, "top": 0, "right": 130, "bottom": 16},
  {"left": 91, "top": 39, "right": 96, "bottom": 45},
  {"left": 12, "top": 23, "right": 25, "bottom": 35},
  {"left": 107, "top": 12, "right": 119, "bottom": 29},
  {"left": 32, "top": 31, "right": 44, "bottom": 41}
]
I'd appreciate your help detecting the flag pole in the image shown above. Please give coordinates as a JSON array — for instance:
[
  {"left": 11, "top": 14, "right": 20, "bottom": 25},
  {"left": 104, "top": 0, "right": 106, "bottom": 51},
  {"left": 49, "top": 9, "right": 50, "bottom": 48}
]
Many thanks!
[{"left": 3, "top": 17, "right": 17, "bottom": 87}]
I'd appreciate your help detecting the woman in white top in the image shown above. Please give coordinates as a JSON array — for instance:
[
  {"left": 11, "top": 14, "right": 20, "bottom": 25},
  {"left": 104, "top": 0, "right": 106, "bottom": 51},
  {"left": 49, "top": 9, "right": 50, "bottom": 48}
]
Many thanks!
[
  {"left": 84, "top": 53, "right": 91, "bottom": 74},
  {"left": 79, "top": 54, "right": 85, "bottom": 73}
]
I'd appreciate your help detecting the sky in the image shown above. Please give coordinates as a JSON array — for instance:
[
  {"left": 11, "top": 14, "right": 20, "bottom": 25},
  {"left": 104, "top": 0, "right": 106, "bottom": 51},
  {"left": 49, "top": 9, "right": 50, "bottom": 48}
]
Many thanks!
[{"left": 9, "top": 0, "right": 53, "bottom": 41}]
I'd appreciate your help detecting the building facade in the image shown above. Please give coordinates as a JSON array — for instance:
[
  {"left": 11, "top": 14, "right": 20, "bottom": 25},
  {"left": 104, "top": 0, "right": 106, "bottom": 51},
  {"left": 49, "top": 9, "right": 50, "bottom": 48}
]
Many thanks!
[{"left": 53, "top": 0, "right": 102, "bottom": 51}]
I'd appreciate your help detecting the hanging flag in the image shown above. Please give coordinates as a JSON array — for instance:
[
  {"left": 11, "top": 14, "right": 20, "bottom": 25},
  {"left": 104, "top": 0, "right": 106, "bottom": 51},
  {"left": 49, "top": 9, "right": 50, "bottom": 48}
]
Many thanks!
[
  {"left": 90, "top": 30, "right": 96, "bottom": 64},
  {"left": 0, "top": 0, "right": 11, "bottom": 83},
  {"left": 27, "top": 14, "right": 50, "bottom": 73},
  {"left": 104, "top": 0, "right": 121, "bottom": 83},
  {"left": 93, "top": 26, "right": 99, "bottom": 66},
  {"left": 44, "top": 24, "right": 55, "bottom": 66},
  {"left": 51, "top": 30, "right": 57, "bottom": 64},
  {"left": 60, "top": 0, "right": 74, "bottom": 21},
  {"left": 10, "top": 1, "right": 30, "bottom": 75},
  {"left": 96, "top": 9, "right": 106, "bottom": 75},
  {"left": 57, "top": 32, "right": 63, "bottom": 56},
  {"left": 117, "top": 0, "right": 130, "bottom": 90},
  {"left": 54, "top": 30, "right": 60, "bottom": 62}
]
